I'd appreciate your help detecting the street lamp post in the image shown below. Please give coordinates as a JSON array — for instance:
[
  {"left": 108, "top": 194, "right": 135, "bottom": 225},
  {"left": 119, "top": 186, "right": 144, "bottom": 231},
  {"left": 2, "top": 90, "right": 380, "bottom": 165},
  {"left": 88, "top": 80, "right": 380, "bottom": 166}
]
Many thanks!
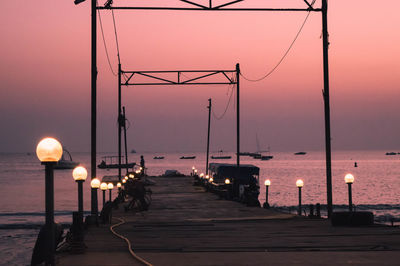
[
  {"left": 100, "top": 182, "right": 107, "bottom": 207},
  {"left": 225, "top": 178, "right": 231, "bottom": 199},
  {"left": 263, "top": 179, "right": 271, "bottom": 209},
  {"left": 345, "top": 173, "right": 355, "bottom": 212},
  {"left": 296, "top": 179, "right": 304, "bottom": 216},
  {"left": 72, "top": 166, "right": 88, "bottom": 221},
  {"left": 90, "top": 178, "right": 101, "bottom": 212},
  {"left": 108, "top": 183, "right": 114, "bottom": 201},
  {"left": 36, "top": 137, "right": 63, "bottom": 265}
]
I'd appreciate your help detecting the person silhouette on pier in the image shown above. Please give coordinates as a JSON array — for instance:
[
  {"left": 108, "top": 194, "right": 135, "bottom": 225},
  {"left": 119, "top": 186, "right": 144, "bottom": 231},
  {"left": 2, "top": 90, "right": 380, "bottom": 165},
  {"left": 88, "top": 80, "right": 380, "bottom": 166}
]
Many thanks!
[{"left": 140, "top": 155, "right": 145, "bottom": 173}]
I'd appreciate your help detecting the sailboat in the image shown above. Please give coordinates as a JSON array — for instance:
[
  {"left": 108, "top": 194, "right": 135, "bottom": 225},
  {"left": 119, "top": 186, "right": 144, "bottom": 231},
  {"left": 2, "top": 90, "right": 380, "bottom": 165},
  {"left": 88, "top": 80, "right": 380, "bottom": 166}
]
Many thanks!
[{"left": 255, "top": 133, "right": 273, "bottom": 160}]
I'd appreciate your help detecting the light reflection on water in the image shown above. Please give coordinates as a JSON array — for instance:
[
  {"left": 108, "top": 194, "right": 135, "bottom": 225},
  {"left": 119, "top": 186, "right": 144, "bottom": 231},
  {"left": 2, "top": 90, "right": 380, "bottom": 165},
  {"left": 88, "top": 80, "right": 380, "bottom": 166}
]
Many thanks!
[{"left": 0, "top": 150, "right": 399, "bottom": 265}]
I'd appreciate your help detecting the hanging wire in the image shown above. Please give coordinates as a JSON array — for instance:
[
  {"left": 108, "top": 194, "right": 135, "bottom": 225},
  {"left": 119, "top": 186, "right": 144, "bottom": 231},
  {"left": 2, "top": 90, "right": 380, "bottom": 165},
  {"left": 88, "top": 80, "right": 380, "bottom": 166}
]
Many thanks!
[
  {"left": 240, "top": 11, "right": 311, "bottom": 82},
  {"left": 212, "top": 83, "right": 235, "bottom": 120},
  {"left": 97, "top": 1, "right": 117, "bottom": 76},
  {"left": 111, "top": 9, "right": 121, "bottom": 64}
]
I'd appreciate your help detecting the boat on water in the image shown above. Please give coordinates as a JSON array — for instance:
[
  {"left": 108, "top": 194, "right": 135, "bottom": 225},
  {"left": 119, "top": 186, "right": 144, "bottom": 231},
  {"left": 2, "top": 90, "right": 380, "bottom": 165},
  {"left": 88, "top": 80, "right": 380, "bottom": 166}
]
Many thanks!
[
  {"left": 251, "top": 153, "right": 262, "bottom": 159},
  {"left": 260, "top": 155, "right": 273, "bottom": 161},
  {"left": 180, "top": 156, "right": 196, "bottom": 159},
  {"left": 54, "top": 148, "right": 79, "bottom": 169},
  {"left": 98, "top": 156, "right": 136, "bottom": 169},
  {"left": 211, "top": 150, "right": 231, "bottom": 159},
  {"left": 130, "top": 149, "right": 137, "bottom": 153},
  {"left": 294, "top": 152, "right": 307, "bottom": 155},
  {"left": 153, "top": 156, "right": 165, "bottom": 160},
  {"left": 211, "top": 155, "right": 232, "bottom": 159},
  {"left": 385, "top": 152, "right": 397, "bottom": 156}
]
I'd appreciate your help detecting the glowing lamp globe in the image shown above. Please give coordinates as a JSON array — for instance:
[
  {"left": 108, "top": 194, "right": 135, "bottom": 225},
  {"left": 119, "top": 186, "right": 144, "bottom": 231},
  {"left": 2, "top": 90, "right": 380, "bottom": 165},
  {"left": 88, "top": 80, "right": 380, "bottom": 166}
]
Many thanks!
[
  {"left": 129, "top": 174, "right": 134, "bottom": 178},
  {"left": 200, "top": 173, "right": 204, "bottom": 178},
  {"left": 264, "top": 179, "right": 271, "bottom": 187},
  {"left": 117, "top": 182, "right": 121, "bottom": 188},
  {"left": 225, "top": 179, "right": 230, "bottom": 185},
  {"left": 107, "top": 183, "right": 114, "bottom": 190},
  {"left": 122, "top": 179, "right": 126, "bottom": 184},
  {"left": 296, "top": 179, "right": 304, "bottom": 188},
  {"left": 192, "top": 166, "right": 195, "bottom": 170},
  {"left": 36, "top": 137, "right": 63, "bottom": 162},
  {"left": 345, "top": 173, "right": 355, "bottom": 184},
  {"left": 209, "top": 177, "right": 213, "bottom": 182},
  {"left": 205, "top": 175, "right": 209, "bottom": 180},
  {"left": 100, "top": 182, "right": 108, "bottom": 191},
  {"left": 90, "top": 178, "right": 101, "bottom": 189},
  {"left": 72, "top": 166, "right": 88, "bottom": 181},
  {"left": 194, "top": 169, "right": 198, "bottom": 173}
]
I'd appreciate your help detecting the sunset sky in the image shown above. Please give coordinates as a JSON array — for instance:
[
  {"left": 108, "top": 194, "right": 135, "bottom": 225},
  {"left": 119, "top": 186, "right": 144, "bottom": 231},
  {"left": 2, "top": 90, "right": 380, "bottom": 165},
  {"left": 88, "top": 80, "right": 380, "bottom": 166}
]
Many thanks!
[{"left": 0, "top": 0, "right": 399, "bottom": 153}]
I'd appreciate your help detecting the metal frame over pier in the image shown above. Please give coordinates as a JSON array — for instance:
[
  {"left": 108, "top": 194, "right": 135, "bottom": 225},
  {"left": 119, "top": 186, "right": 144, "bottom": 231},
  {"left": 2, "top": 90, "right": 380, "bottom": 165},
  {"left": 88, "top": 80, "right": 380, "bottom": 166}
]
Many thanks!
[{"left": 83, "top": 0, "right": 333, "bottom": 217}]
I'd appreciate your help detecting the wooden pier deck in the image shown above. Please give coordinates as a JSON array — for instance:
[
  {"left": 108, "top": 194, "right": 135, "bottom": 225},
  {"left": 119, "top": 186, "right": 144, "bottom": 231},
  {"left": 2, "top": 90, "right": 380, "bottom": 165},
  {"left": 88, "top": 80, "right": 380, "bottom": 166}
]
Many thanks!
[{"left": 58, "top": 176, "right": 400, "bottom": 265}]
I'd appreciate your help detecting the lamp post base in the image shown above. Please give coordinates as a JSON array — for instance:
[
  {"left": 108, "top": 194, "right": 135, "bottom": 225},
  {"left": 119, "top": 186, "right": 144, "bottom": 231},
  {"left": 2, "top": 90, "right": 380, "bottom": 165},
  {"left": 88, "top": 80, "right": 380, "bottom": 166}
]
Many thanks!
[
  {"left": 70, "top": 212, "right": 86, "bottom": 254},
  {"left": 84, "top": 214, "right": 99, "bottom": 227}
]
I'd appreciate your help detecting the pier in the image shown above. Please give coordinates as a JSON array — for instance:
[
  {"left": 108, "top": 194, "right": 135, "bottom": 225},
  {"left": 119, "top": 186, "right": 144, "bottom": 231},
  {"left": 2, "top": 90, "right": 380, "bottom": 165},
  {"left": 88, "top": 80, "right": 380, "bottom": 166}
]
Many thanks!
[{"left": 58, "top": 176, "right": 400, "bottom": 265}]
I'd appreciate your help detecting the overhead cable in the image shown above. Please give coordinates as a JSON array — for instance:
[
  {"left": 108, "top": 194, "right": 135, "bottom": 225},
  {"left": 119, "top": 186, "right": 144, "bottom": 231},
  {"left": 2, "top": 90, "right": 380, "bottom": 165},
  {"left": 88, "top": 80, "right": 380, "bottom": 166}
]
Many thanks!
[
  {"left": 97, "top": 1, "right": 117, "bottom": 76},
  {"left": 111, "top": 9, "right": 121, "bottom": 64},
  {"left": 240, "top": 11, "right": 311, "bottom": 82},
  {"left": 212, "top": 83, "right": 235, "bottom": 120}
]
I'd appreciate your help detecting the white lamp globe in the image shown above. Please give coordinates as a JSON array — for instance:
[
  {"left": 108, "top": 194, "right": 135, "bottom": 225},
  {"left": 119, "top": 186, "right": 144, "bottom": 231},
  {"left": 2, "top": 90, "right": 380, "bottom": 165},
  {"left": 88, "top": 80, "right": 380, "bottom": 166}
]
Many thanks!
[
  {"left": 117, "top": 182, "right": 122, "bottom": 188},
  {"left": 264, "top": 179, "right": 271, "bottom": 186},
  {"left": 122, "top": 179, "right": 126, "bottom": 184},
  {"left": 90, "top": 178, "right": 101, "bottom": 189},
  {"left": 345, "top": 173, "right": 355, "bottom": 184},
  {"left": 108, "top": 183, "right": 114, "bottom": 190},
  {"left": 36, "top": 137, "right": 63, "bottom": 162},
  {"left": 296, "top": 179, "right": 304, "bottom": 188},
  {"left": 73, "top": 166, "right": 88, "bottom": 181},
  {"left": 100, "top": 182, "right": 108, "bottom": 191},
  {"left": 225, "top": 179, "right": 230, "bottom": 185}
]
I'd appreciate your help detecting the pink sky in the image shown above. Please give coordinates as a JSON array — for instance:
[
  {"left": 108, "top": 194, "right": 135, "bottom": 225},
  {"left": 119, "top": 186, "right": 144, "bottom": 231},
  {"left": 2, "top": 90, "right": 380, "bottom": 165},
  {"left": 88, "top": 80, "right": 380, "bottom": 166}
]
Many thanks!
[{"left": 0, "top": 0, "right": 399, "bottom": 153}]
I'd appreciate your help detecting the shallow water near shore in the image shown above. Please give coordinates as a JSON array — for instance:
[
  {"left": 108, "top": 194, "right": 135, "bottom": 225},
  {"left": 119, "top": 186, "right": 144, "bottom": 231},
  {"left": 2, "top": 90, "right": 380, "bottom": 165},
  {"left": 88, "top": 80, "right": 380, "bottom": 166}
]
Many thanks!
[{"left": 0, "top": 150, "right": 399, "bottom": 265}]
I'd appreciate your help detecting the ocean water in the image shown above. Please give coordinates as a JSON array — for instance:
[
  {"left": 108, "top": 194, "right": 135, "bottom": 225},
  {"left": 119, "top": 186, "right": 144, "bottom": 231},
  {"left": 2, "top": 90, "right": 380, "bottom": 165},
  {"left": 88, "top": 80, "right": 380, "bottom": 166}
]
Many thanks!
[{"left": 0, "top": 150, "right": 400, "bottom": 265}]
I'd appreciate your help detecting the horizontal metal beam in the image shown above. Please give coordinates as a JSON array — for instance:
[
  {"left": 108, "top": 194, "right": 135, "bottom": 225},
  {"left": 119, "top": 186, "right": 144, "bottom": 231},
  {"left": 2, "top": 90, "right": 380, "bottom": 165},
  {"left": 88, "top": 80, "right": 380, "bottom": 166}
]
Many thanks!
[
  {"left": 122, "top": 82, "right": 235, "bottom": 86},
  {"left": 122, "top": 70, "right": 236, "bottom": 73},
  {"left": 97, "top": 7, "right": 321, "bottom": 12}
]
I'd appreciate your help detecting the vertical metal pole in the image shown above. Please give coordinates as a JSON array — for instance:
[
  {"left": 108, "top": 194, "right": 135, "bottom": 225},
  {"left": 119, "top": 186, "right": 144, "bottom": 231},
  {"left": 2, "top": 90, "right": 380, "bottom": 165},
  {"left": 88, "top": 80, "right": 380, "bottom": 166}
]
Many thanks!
[
  {"left": 322, "top": 0, "right": 333, "bottom": 218},
  {"left": 123, "top": 107, "right": 129, "bottom": 175},
  {"left": 118, "top": 63, "right": 122, "bottom": 182},
  {"left": 265, "top": 186, "right": 269, "bottom": 206},
  {"left": 236, "top": 63, "right": 240, "bottom": 168},
  {"left": 298, "top": 187, "right": 302, "bottom": 216},
  {"left": 102, "top": 190, "right": 106, "bottom": 207},
  {"left": 77, "top": 181, "right": 84, "bottom": 216},
  {"left": 90, "top": 0, "right": 98, "bottom": 218},
  {"left": 206, "top": 98, "right": 211, "bottom": 175},
  {"left": 348, "top": 183, "right": 353, "bottom": 212},
  {"left": 44, "top": 162, "right": 55, "bottom": 265},
  {"left": 109, "top": 189, "right": 112, "bottom": 201}
]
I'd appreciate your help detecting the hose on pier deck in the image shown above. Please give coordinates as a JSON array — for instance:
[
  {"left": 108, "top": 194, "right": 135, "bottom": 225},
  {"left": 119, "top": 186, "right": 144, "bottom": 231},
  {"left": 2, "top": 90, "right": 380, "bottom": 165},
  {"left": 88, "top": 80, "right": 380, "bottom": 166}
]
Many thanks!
[{"left": 110, "top": 217, "right": 153, "bottom": 266}]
